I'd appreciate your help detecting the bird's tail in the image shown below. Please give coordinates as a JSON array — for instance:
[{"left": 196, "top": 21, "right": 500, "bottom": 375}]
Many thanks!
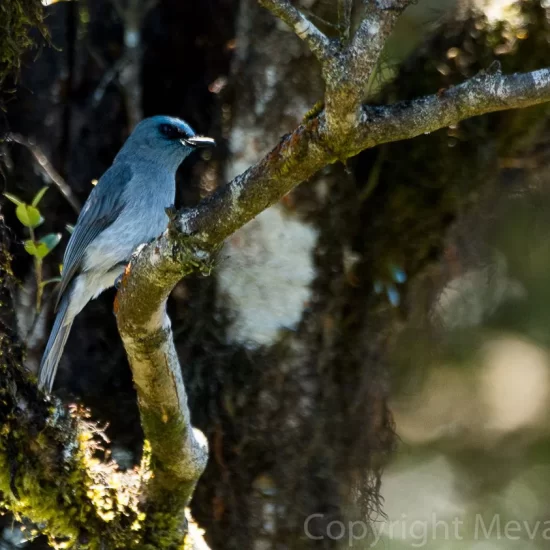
[{"left": 38, "top": 295, "right": 73, "bottom": 392}]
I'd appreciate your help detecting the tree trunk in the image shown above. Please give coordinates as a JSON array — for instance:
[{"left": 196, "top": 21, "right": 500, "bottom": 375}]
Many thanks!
[{"left": 179, "top": 2, "right": 396, "bottom": 547}]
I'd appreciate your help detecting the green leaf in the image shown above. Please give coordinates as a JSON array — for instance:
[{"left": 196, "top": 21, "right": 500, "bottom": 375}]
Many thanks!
[
  {"left": 24, "top": 234, "right": 59, "bottom": 259},
  {"left": 16, "top": 204, "right": 43, "bottom": 228},
  {"left": 24, "top": 240, "right": 38, "bottom": 256},
  {"left": 65, "top": 224, "right": 74, "bottom": 234},
  {"left": 37, "top": 233, "right": 62, "bottom": 258},
  {"left": 3, "top": 192, "right": 24, "bottom": 207},
  {"left": 24, "top": 240, "right": 49, "bottom": 259},
  {"left": 31, "top": 186, "right": 49, "bottom": 207},
  {"left": 34, "top": 243, "right": 50, "bottom": 259}
]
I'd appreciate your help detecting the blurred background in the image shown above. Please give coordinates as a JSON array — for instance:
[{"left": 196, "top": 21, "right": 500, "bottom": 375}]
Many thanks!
[{"left": 2, "top": 0, "right": 550, "bottom": 548}]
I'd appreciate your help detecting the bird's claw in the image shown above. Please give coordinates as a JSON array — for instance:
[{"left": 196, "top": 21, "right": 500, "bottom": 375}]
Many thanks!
[{"left": 114, "top": 273, "right": 124, "bottom": 290}]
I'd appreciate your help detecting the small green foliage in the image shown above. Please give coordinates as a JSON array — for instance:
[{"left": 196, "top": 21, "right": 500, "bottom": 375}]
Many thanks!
[
  {"left": 31, "top": 185, "right": 49, "bottom": 207},
  {"left": 16, "top": 204, "right": 43, "bottom": 228},
  {"left": 4, "top": 188, "right": 48, "bottom": 229},
  {"left": 23, "top": 240, "right": 39, "bottom": 256},
  {"left": 24, "top": 233, "right": 61, "bottom": 259},
  {"left": 3, "top": 187, "right": 60, "bottom": 310},
  {"left": 38, "top": 233, "right": 62, "bottom": 258},
  {"left": 3, "top": 192, "right": 24, "bottom": 206}
]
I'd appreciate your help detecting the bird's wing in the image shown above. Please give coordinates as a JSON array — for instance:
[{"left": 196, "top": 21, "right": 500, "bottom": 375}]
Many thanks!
[{"left": 55, "top": 162, "right": 133, "bottom": 310}]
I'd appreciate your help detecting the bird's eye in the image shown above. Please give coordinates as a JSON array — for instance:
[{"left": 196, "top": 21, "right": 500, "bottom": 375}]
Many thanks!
[{"left": 159, "top": 124, "right": 185, "bottom": 140}]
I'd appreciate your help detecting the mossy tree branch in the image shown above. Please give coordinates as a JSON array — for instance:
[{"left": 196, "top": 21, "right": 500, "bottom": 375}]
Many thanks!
[
  {"left": 0, "top": 265, "right": 147, "bottom": 548},
  {"left": 115, "top": 58, "right": 550, "bottom": 549},
  {"left": 114, "top": 240, "right": 211, "bottom": 548},
  {"left": 177, "top": 67, "right": 550, "bottom": 245}
]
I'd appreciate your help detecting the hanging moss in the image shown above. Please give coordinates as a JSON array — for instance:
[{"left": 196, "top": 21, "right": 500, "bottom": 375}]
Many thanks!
[{"left": 0, "top": 0, "right": 49, "bottom": 100}]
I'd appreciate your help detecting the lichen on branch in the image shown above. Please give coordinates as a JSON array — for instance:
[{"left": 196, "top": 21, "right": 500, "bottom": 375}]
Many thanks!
[{"left": 0, "top": 337, "right": 144, "bottom": 548}]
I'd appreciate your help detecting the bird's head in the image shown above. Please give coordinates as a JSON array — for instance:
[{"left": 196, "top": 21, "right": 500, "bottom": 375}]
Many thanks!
[{"left": 115, "top": 115, "right": 215, "bottom": 170}]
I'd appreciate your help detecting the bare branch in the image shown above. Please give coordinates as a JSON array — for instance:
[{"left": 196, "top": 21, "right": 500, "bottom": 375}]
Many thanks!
[
  {"left": 116, "top": 270, "right": 208, "bottom": 492},
  {"left": 261, "top": 0, "right": 413, "bottom": 146},
  {"left": 181, "top": 69, "right": 550, "bottom": 243},
  {"left": 155, "top": 68, "right": 543, "bottom": 248},
  {"left": 258, "top": 0, "right": 337, "bottom": 65},
  {"left": 338, "top": 0, "right": 353, "bottom": 42},
  {"left": 354, "top": 68, "right": 550, "bottom": 152},
  {"left": 6, "top": 133, "right": 81, "bottom": 213},
  {"left": 348, "top": 0, "right": 411, "bottom": 89}
]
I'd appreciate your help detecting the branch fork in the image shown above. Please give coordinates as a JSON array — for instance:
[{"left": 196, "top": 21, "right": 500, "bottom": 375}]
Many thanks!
[{"left": 260, "top": 0, "right": 412, "bottom": 145}]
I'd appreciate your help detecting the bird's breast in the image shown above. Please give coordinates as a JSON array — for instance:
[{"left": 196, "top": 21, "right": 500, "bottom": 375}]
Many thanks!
[{"left": 83, "top": 181, "right": 175, "bottom": 273}]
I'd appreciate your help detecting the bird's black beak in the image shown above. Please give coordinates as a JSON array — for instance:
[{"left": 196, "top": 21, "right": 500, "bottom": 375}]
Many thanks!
[{"left": 182, "top": 136, "right": 216, "bottom": 148}]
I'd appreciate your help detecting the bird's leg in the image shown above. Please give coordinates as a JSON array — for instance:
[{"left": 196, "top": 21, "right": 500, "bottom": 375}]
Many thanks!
[
  {"left": 114, "top": 272, "right": 125, "bottom": 290},
  {"left": 114, "top": 241, "right": 155, "bottom": 290}
]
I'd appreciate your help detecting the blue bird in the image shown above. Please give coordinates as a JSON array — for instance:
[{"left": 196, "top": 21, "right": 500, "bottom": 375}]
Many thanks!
[{"left": 38, "top": 116, "right": 215, "bottom": 392}]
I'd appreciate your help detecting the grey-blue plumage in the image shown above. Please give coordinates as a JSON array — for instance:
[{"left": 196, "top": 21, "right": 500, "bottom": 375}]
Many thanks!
[{"left": 38, "top": 116, "right": 215, "bottom": 391}]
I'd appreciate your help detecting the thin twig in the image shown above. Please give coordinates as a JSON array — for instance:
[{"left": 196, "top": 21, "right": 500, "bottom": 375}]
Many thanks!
[
  {"left": 300, "top": 8, "right": 340, "bottom": 31},
  {"left": 92, "top": 54, "right": 131, "bottom": 108},
  {"left": 25, "top": 288, "right": 53, "bottom": 345},
  {"left": 258, "top": 0, "right": 337, "bottom": 65},
  {"left": 338, "top": 0, "right": 353, "bottom": 42},
  {"left": 6, "top": 134, "right": 80, "bottom": 213},
  {"left": 27, "top": 226, "right": 43, "bottom": 312}
]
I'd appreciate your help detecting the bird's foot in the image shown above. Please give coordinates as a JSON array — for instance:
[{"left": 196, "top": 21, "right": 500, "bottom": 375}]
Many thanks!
[{"left": 114, "top": 273, "right": 124, "bottom": 290}]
